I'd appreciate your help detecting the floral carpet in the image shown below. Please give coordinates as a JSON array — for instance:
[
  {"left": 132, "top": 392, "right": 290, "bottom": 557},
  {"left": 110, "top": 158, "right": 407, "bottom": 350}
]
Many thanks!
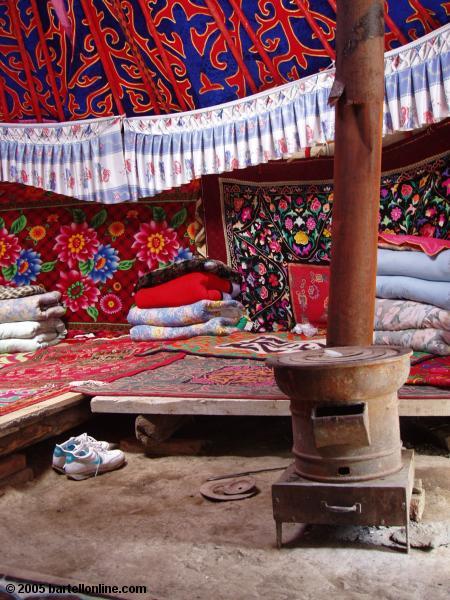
[{"left": 0, "top": 337, "right": 185, "bottom": 416}]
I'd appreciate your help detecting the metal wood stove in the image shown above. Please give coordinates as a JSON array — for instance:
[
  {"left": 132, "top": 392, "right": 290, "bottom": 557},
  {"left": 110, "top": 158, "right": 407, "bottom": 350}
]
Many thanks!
[{"left": 267, "top": 346, "right": 415, "bottom": 552}]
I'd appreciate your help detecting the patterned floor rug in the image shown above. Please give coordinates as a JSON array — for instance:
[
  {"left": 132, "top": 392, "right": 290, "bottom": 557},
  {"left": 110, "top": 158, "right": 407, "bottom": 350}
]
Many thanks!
[
  {"left": 0, "top": 337, "right": 185, "bottom": 416},
  {"left": 72, "top": 355, "right": 450, "bottom": 401},
  {"left": 138, "top": 331, "right": 327, "bottom": 360}
]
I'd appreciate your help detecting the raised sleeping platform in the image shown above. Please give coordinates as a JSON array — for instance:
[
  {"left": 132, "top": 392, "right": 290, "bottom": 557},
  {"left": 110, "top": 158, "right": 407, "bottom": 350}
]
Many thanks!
[{"left": 0, "top": 332, "right": 449, "bottom": 456}]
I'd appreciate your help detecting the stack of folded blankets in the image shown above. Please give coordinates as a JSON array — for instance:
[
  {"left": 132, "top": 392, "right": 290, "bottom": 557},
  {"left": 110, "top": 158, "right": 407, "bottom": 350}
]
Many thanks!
[
  {"left": 0, "top": 285, "right": 67, "bottom": 353},
  {"left": 374, "top": 245, "right": 450, "bottom": 355},
  {"left": 128, "top": 258, "right": 245, "bottom": 341}
]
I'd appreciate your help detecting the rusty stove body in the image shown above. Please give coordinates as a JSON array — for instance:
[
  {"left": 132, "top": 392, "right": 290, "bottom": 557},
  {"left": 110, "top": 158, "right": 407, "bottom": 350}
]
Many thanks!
[{"left": 267, "top": 346, "right": 415, "bottom": 552}]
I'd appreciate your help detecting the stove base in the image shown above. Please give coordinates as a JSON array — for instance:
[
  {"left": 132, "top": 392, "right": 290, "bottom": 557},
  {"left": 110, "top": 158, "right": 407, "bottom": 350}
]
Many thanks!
[{"left": 272, "top": 449, "right": 415, "bottom": 552}]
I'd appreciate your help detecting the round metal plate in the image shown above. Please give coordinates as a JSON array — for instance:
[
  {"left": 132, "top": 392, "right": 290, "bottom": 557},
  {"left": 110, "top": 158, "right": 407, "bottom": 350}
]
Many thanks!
[{"left": 200, "top": 477, "right": 257, "bottom": 501}]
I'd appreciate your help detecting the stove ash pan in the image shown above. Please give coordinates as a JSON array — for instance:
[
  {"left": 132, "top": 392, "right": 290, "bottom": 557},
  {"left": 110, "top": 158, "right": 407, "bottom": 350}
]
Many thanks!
[{"left": 267, "top": 346, "right": 412, "bottom": 483}]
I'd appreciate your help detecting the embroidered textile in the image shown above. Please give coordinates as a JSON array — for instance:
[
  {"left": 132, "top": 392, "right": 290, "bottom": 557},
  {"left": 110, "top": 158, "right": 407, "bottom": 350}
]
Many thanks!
[
  {"left": 288, "top": 264, "right": 329, "bottom": 325},
  {"left": 215, "top": 151, "right": 449, "bottom": 330}
]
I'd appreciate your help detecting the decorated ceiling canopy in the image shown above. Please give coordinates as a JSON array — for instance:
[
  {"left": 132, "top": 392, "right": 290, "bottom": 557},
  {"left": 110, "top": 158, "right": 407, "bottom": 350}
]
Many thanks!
[{"left": 0, "top": 0, "right": 448, "bottom": 123}]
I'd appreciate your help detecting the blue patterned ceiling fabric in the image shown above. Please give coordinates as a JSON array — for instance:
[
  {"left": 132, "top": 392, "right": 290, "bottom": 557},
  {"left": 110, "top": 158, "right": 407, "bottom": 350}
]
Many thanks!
[{"left": 0, "top": 0, "right": 448, "bottom": 122}]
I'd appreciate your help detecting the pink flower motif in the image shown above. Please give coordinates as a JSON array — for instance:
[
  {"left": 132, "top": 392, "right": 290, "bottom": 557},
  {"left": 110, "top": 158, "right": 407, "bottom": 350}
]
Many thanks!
[
  {"left": 100, "top": 293, "right": 122, "bottom": 315},
  {"left": 306, "top": 217, "right": 316, "bottom": 231},
  {"left": 311, "top": 198, "right": 321, "bottom": 212},
  {"left": 390, "top": 207, "right": 402, "bottom": 222},
  {"left": 132, "top": 220, "right": 180, "bottom": 270},
  {"left": 269, "top": 240, "right": 281, "bottom": 253},
  {"left": 56, "top": 270, "right": 100, "bottom": 312},
  {"left": 285, "top": 217, "right": 294, "bottom": 231},
  {"left": 401, "top": 184, "right": 413, "bottom": 198},
  {"left": 241, "top": 207, "right": 252, "bottom": 222},
  {"left": 55, "top": 222, "right": 100, "bottom": 268},
  {"left": 259, "top": 286, "right": 268, "bottom": 300},
  {"left": 279, "top": 199, "right": 288, "bottom": 211},
  {"left": 0, "top": 228, "right": 21, "bottom": 268}
]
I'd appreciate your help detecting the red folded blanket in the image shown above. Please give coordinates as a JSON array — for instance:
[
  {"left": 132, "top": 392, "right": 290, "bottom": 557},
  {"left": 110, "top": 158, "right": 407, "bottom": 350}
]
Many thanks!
[{"left": 134, "top": 272, "right": 232, "bottom": 309}]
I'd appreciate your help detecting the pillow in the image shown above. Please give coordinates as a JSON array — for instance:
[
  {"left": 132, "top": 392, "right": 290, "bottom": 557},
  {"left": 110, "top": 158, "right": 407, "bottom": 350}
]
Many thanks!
[
  {"left": 376, "top": 276, "right": 450, "bottom": 310},
  {"left": 288, "top": 264, "right": 329, "bottom": 325},
  {"left": 377, "top": 248, "right": 450, "bottom": 281}
]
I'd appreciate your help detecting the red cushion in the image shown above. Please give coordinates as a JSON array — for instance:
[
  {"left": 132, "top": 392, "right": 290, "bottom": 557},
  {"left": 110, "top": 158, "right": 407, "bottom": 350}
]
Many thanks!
[
  {"left": 134, "top": 271, "right": 232, "bottom": 309},
  {"left": 288, "top": 264, "right": 329, "bottom": 325}
]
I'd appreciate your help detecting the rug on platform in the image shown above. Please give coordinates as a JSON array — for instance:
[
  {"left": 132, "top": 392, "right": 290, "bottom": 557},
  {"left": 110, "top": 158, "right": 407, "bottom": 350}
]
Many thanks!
[
  {"left": 0, "top": 337, "right": 185, "bottom": 416},
  {"left": 0, "top": 386, "right": 69, "bottom": 416},
  {"left": 407, "top": 355, "right": 450, "bottom": 388},
  {"left": 72, "top": 356, "right": 287, "bottom": 400},
  {"left": 138, "top": 331, "right": 327, "bottom": 360},
  {"left": 72, "top": 354, "right": 450, "bottom": 401}
]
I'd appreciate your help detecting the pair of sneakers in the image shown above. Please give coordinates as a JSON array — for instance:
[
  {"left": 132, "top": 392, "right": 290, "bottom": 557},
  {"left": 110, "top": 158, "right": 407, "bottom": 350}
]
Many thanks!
[{"left": 52, "top": 433, "right": 126, "bottom": 480}]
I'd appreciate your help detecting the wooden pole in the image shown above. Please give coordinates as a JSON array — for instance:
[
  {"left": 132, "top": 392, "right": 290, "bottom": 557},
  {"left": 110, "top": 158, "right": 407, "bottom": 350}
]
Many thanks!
[{"left": 326, "top": 0, "right": 385, "bottom": 347}]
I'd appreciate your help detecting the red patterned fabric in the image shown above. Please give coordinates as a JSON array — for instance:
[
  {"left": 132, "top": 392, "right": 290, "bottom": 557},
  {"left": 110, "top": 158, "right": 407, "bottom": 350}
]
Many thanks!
[
  {"left": 0, "top": 189, "right": 203, "bottom": 327},
  {"left": 378, "top": 233, "right": 450, "bottom": 256},
  {"left": 407, "top": 355, "right": 450, "bottom": 387},
  {"left": 288, "top": 264, "right": 329, "bottom": 325}
]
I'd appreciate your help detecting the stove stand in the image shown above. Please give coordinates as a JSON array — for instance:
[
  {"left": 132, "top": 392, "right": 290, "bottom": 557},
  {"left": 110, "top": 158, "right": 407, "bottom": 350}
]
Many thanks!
[{"left": 272, "top": 449, "right": 414, "bottom": 553}]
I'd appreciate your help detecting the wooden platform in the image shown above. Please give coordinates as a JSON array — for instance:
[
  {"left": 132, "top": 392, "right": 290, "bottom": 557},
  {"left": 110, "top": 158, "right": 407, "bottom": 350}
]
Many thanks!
[
  {"left": 91, "top": 391, "right": 450, "bottom": 417},
  {"left": 0, "top": 392, "right": 91, "bottom": 456}
]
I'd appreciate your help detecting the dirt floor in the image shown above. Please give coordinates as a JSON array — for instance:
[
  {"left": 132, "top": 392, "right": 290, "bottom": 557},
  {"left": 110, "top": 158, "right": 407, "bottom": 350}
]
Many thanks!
[{"left": 0, "top": 415, "right": 449, "bottom": 600}]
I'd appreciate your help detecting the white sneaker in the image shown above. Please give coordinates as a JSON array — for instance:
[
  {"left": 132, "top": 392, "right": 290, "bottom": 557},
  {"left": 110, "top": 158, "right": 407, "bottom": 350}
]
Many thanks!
[
  {"left": 52, "top": 433, "right": 112, "bottom": 473},
  {"left": 64, "top": 444, "right": 126, "bottom": 480}
]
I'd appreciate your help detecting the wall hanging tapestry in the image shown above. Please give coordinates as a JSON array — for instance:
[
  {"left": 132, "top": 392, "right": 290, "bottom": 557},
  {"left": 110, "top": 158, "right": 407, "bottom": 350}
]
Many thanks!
[
  {"left": 204, "top": 150, "right": 449, "bottom": 331},
  {"left": 0, "top": 194, "right": 203, "bottom": 327}
]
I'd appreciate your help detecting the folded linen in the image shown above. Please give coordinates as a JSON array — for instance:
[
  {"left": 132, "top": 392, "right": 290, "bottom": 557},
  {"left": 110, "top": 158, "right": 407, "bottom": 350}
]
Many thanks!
[
  {"left": 130, "top": 318, "right": 239, "bottom": 341},
  {"left": 134, "top": 272, "right": 233, "bottom": 309},
  {"left": 128, "top": 299, "right": 244, "bottom": 328},
  {"left": 0, "top": 291, "right": 66, "bottom": 322},
  {"left": 135, "top": 258, "right": 240, "bottom": 292},
  {"left": 0, "top": 284, "right": 46, "bottom": 300},
  {"left": 377, "top": 248, "right": 450, "bottom": 281},
  {"left": 0, "top": 332, "right": 64, "bottom": 354},
  {"left": 376, "top": 276, "right": 450, "bottom": 310},
  {"left": 0, "top": 319, "right": 67, "bottom": 340},
  {"left": 375, "top": 299, "right": 450, "bottom": 331},
  {"left": 374, "top": 328, "right": 450, "bottom": 355}
]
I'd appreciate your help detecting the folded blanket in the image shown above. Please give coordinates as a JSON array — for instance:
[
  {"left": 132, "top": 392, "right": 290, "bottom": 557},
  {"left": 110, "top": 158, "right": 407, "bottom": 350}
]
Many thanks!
[
  {"left": 130, "top": 318, "right": 239, "bottom": 341},
  {"left": 0, "top": 319, "right": 67, "bottom": 340},
  {"left": 375, "top": 299, "right": 450, "bottom": 331},
  {"left": 374, "top": 329, "right": 450, "bottom": 355},
  {"left": 135, "top": 258, "right": 241, "bottom": 292},
  {"left": 128, "top": 299, "right": 244, "bottom": 328},
  {"left": 0, "top": 291, "right": 66, "bottom": 322},
  {"left": 0, "top": 332, "right": 64, "bottom": 354},
  {"left": 376, "top": 276, "right": 450, "bottom": 310},
  {"left": 377, "top": 248, "right": 450, "bottom": 281},
  {"left": 134, "top": 272, "right": 233, "bottom": 309},
  {"left": 0, "top": 284, "right": 46, "bottom": 300}
]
